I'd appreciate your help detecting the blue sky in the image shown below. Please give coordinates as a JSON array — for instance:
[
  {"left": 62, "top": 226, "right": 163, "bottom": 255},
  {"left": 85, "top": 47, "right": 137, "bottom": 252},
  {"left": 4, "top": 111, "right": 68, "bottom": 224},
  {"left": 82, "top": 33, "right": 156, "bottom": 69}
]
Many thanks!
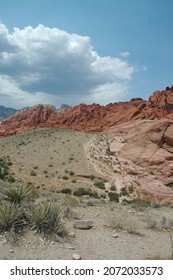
[{"left": 0, "top": 0, "right": 173, "bottom": 109}]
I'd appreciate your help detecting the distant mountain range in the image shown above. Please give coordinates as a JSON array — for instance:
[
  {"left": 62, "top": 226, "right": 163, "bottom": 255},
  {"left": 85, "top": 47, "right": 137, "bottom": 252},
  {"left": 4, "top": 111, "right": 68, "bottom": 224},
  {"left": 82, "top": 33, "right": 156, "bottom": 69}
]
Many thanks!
[
  {"left": 0, "top": 105, "right": 17, "bottom": 118},
  {"left": 0, "top": 104, "right": 70, "bottom": 118}
]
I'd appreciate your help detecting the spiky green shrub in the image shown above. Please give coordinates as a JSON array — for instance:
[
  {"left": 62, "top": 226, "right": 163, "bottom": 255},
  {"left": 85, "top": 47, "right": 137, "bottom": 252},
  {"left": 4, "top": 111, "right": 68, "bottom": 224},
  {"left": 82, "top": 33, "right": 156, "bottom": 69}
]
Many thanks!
[
  {"left": 28, "top": 203, "right": 65, "bottom": 236},
  {"left": 1, "top": 185, "right": 37, "bottom": 205},
  {"left": 0, "top": 202, "right": 25, "bottom": 236}
]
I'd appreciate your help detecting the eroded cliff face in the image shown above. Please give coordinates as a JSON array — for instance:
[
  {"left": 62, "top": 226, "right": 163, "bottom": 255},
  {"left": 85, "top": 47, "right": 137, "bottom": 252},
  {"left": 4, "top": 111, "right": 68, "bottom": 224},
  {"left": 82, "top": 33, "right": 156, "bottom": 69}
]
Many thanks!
[
  {"left": 0, "top": 86, "right": 173, "bottom": 137},
  {"left": 105, "top": 118, "right": 173, "bottom": 202}
]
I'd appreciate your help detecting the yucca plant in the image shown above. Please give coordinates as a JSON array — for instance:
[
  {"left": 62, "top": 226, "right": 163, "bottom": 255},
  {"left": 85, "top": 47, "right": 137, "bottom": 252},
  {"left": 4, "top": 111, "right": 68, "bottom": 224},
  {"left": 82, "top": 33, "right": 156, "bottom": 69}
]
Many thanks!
[
  {"left": 0, "top": 202, "right": 25, "bottom": 239},
  {"left": 1, "top": 185, "right": 37, "bottom": 205},
  {"left": 28, "top": 203, "right": 65, "bottom": 236}
]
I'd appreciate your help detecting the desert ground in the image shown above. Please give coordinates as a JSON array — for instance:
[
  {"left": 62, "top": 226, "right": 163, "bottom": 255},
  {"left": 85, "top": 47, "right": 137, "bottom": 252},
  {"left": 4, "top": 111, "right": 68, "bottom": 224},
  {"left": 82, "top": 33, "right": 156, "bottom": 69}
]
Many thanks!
[{"left": 0, "top": 127, "right": 173, "bottom": 260}]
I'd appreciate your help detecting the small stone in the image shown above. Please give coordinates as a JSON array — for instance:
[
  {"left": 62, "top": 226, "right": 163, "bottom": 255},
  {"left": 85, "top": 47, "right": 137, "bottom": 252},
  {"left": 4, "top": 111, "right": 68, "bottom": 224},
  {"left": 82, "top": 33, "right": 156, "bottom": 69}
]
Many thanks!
[
  {"left": 112, "top": 233, "right": 119, "bottom": 239},
  {"left": 66, "top": 244, "right": 75, "bottom": 250},
  {"left": 72, "top": 253, "right": 81, "bottom": 260},
  {"left": 68, "top": 231, "right": 76, "bottom": 238},
  {"left": 73, "top": 220, "right": 94, "bottom": 230},
  {"left": 9, "top": 249, "right": 14, "bottom": 253}
]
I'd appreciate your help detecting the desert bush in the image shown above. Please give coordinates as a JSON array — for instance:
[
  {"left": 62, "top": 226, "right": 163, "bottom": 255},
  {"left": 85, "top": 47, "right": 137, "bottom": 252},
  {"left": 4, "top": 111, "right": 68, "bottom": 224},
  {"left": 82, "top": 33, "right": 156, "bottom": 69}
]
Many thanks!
[
  {"left": 147, "top": 218, "right": 158, "bottom": 230},
  {"left": 73, "top": 187, "right": 88, "bottom": 197},
  {"left": 120, "top": 187, "right": 129, "bottom": 196},
  {"left": 161, "top": 216, "right": 173, "bottom": 230},
  {"left": 0, "top": 158, "right": 10, "bottom": 181},
  {"left": 1, "top": 185, "right": 37, "bottom": 205},
  {"left": 106, "top": 147, "right": 115, "bottom": 156},
  {"left": 108, "top": 192, "right": 119, "bottom": 202},
  {"left": 128, "top": 184, "right": 134, "bottom": 193},
  {"left": 89, "top": 175, "right": 95, "bottom": 180},
  {"left": 28, "top": 203, "right": 65, "bottom": 236},
  {"left": 130, "top": 197, "right": 152, "bottom": 209},
  {"left": 30, "top": 170, "right": 37, "bottom": 176},
  {"left": 62, "top": 176, "right": 69, "bottom": 180},
  {"left": 61, "top": 188, "right": 72, "bottom": 195},
  {"left": 69, "top": 157, "right": 74, "bottom": 161},
  {"left": 0, "top": 202, "right": 25, "bottom": 238},
  {"left": 7, "top": 161, "right": 13, "bottom": 166},
  {"left": 7, "top": 176, "right": 16, "bottom": 183},
  {"left": 69, "top": 171, "right": 75, "bottom": 176},
  {"left": 73, "top": 187, "right": 99, "bottom": 198},
  {"left": 71, "top": 179, "right": 77, "bottom": 183},
  {"left": 110, "top": 185, "right": 116, "bottom": 191},
  {"left": 94, "top": 181, "right": 105, "bottom": 189},
  {"left": 110, "top": 214, "right": 141, "bottom": 235}
]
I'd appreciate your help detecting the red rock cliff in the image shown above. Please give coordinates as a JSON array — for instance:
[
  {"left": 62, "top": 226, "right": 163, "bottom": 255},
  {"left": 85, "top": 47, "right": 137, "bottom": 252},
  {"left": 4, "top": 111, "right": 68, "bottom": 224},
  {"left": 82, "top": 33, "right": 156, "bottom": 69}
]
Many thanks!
[{"left": 0, "top": 86, "right": 173, "bottom": 136}]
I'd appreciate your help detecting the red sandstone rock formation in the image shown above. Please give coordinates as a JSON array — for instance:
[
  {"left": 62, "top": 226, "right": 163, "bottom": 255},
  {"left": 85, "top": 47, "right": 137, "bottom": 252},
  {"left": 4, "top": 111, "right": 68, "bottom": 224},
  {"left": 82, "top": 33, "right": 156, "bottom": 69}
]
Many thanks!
[
  {"left": 0, "top": 86, "right": 173, "bottom": 137},
  {"left": 107, "top": 118, "right": 173, "bottom": 202}
]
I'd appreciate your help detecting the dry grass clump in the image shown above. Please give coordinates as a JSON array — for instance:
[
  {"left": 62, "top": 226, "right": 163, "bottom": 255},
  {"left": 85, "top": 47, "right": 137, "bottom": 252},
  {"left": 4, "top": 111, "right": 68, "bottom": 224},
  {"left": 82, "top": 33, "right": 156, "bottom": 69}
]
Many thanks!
[
  {"left": 147, "top": 216, "right": 173, "bottom": 231},
  {"left": 109, "top": 212, "right": 141, "bottom": 235}
]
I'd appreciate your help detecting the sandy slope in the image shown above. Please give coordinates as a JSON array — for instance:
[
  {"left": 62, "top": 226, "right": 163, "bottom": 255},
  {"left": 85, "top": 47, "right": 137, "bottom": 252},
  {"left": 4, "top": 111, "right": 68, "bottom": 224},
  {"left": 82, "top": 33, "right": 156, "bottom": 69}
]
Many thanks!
[{"left": 0, "top": 127, "right": 173, "bottom": 260}]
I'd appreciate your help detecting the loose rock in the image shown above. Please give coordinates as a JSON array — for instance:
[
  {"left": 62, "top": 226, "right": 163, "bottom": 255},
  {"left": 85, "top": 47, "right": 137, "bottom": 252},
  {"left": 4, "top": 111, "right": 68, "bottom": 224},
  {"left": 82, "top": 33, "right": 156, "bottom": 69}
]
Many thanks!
[
  {"left": 68, "top": 231, "right": 76, "bottom": 238},
  {"left": 9, "top": 249, "right": 14, "bottom": 253},
  {"left": 112, "top": 234, "right": 119, "bottom": 239},
  {"left": 73, "top": 220, "right": 94, "bottom": 230},
  {"left": 72, "top": 253, "right": 81, "bottom": 260}
]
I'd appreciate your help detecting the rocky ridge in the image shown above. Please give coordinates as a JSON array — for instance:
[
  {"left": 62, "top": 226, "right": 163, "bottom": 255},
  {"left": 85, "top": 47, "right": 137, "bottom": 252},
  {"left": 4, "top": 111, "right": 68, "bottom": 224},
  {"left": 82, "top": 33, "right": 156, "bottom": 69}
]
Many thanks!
[{"left": 0, "top": 86, "right": 173, "bottom": 137}]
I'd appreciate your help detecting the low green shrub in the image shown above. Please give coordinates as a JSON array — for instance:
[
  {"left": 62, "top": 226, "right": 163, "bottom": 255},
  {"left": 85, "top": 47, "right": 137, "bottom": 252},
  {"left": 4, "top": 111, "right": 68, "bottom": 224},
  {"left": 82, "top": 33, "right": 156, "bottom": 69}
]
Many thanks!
[
  {"left": 30, "top": 170, "right": 37, "bottom": 176},
  {"left": 89, "top": 175, "right": 95, "bottom": 180},
  {"left": 62, "top": 176, "right": 69, "bottom": 180},
  {"left": 108, "top": 192, "right": 119, "bottom": 202},
  {"left": 61, "top": 188, "right": 72, "bottom": 195},
  {"left": 120, "top": 187, "right": 129, "bottom": 196},
  {"left": 7, "top": 176, "right": 16, "bottom": 183},
  {"left": 94, "top": 181, "right": 105, "bottom": 189},
  {"left": 73, "top": 187, "right": 99, "bottom": 198}
]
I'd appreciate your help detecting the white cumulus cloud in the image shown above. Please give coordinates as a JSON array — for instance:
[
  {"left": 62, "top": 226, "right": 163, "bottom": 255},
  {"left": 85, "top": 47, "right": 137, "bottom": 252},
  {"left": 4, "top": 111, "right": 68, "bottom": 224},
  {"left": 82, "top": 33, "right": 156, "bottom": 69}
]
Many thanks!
[{"left": 0, "top": 23, "right": 135, "bottom": 108}]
